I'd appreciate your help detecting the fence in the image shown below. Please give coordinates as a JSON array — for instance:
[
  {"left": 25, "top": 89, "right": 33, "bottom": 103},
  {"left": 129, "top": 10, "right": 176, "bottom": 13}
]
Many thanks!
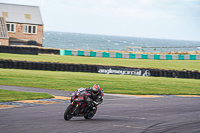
[
  {"left": 0, "top": 45, "right": 60, "bottom": 55},
  {"left": 1, "top": 46, "right": 199, "bottom": 60},
  {"left": 60, "top": 49, "right": 200, "bottom": 60},
  {"left": 0, "top": 59, "right": 199, "bottom": 79},
  {"left": 126, "top": 46, "right": 200, "bottom": 53},
  {"left": 0, "top": 45, "right": 39, "bottom": 55}
]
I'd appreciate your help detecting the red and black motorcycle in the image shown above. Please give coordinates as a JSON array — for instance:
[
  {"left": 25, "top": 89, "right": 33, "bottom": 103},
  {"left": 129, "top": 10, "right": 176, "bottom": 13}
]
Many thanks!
[{"left": 64, "top": 88, "right": 97, "bottom": 121}]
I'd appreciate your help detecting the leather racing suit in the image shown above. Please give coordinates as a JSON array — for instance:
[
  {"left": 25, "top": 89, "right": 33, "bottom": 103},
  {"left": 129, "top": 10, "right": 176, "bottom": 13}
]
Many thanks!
[{"left": 85, "top": 87, "right": 104, "bottom": 106}]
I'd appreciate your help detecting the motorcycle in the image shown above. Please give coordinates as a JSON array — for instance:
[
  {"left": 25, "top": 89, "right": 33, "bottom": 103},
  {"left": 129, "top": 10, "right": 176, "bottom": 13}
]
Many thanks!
[{"left": 64, "top": 88, "right": 98, "bottom": 121}]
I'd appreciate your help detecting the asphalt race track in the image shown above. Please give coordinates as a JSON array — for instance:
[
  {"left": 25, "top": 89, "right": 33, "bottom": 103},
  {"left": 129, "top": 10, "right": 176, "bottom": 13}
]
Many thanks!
[{"left": 0, "top": 85, "right": 200, "bottom": 133}]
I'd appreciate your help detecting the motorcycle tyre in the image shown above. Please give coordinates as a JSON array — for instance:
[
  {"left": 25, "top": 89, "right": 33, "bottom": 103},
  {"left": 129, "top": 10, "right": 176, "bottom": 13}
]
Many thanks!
[
  {"left": 64, "top": 104, "right": 74, "bottom": 121},
  {"left": 84, "top": 109, "right": 96, "bottom": 119}
]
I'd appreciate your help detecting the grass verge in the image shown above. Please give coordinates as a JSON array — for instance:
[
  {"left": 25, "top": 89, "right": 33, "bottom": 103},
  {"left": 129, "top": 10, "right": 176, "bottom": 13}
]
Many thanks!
[
  {"left": 0, "top": 53, "right": 199, "bottom": 71},
  {"left": 0, "top": 89, "right": 53, "bottom": 102},
  {"left": 0, "top": 68, "right": 200, "bottom": 95}
]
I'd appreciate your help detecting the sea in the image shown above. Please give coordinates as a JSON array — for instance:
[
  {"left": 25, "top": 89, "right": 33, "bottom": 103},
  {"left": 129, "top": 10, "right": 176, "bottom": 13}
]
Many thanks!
[{"left": 43, "top": 31, "right": 200, "bottom": 52}]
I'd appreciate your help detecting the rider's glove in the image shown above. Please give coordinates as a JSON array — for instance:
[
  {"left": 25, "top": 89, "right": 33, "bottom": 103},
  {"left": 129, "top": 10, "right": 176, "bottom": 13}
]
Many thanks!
[{"left": 92, "top": 101, "right": 99, "bottom": 106}]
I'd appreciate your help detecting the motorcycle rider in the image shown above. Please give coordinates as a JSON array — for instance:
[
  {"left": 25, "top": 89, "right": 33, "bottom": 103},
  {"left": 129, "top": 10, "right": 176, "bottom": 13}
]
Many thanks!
[
  {"left": 85, "top": 84, "right": 104, "bottom": 107},
  {"left": 72, "top": 84, "right": 103, "bottom": 115}
]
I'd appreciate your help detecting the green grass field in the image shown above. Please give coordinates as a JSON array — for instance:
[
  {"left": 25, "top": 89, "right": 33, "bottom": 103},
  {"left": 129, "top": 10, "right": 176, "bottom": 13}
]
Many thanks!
[
  {"left": 0, "top": 53, "right": 199, "bottom": 102},
  {"left": 0, "top": 68, "right": 200, "bottom": 95},
  {"left": 0, "top": 53, "right": 200, "bottom": 71},
  {"left": 0, "top": 89, "right": 53, "bottom": 102}
]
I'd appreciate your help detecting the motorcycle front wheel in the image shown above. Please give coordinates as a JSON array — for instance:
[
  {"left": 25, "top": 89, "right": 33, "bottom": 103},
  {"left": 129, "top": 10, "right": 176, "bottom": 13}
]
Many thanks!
[{"left": 64, "top": 104, "right": 74, "bottom": 121}]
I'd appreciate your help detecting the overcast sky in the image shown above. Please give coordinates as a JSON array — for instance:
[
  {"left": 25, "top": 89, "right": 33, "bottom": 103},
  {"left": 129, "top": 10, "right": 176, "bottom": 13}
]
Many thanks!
[{"left": 1, "top": 0, "right": 200, "bottom": 41}]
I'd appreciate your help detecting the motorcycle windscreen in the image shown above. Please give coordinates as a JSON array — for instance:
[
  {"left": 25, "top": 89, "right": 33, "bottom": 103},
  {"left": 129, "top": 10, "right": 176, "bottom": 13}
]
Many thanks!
[{"left": 74, "top": 96, "right": 85, "bottom": 102}]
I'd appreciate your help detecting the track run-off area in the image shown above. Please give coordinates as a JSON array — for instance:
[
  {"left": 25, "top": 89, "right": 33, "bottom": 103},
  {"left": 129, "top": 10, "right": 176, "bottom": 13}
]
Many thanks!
[{"left": 0, "top": 85, "right": 200, "bottom": 133}]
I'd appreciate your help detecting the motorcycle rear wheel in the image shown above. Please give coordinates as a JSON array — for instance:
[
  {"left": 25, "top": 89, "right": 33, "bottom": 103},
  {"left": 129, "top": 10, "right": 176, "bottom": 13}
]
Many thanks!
[
  {"left": 64, "top": 104, "right": 74, "bottom": 121},
  {"left": 84, "top": 109, "right": 96, "bottom": 119}
]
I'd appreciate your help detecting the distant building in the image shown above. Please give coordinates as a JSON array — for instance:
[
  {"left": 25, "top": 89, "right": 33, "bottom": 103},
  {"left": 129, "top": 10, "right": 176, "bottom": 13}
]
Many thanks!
[
  {"left": 0, "top": 17, "right": 9, "bottom": 45},
  {"left": 0, "top": 3, "right": 43, "bottom": 46}
]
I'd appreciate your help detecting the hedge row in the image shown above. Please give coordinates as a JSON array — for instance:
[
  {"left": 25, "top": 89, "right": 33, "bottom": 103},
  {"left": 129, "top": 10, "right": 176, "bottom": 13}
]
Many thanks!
[
  {"left": 0, "top": 45, "right": 60, "bottom": 55},
  {"left": 0, "top": 59, "right": 199, "bottom": 79}
]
